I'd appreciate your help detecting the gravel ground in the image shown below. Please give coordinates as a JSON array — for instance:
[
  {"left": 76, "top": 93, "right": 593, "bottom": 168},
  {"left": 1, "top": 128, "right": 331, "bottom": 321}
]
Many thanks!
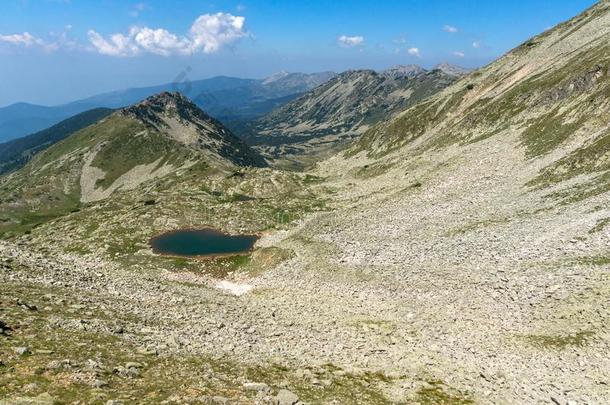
[{"left": 2, "top": 130, "right": 608, "bottom": 404}]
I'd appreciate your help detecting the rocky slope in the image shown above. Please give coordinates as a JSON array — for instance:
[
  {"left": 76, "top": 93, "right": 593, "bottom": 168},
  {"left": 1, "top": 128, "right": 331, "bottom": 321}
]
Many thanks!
[
  {"left": 261, "top": 71, "right": 337, "bottom": 92},
  {"left": 246, "top": 68, "right": 457, "bottom": 166},
  {"left": 379, "top": 64, "right": 426, "bottom": 79},
  {"left": 352, "top": 1, "right": 610, "bottom": 188}
]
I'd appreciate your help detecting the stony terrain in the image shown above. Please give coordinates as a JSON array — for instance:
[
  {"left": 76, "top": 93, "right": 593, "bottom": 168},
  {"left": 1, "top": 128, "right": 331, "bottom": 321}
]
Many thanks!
[{"left": 1, "top": 1, "right": 610, "bottom": 404}]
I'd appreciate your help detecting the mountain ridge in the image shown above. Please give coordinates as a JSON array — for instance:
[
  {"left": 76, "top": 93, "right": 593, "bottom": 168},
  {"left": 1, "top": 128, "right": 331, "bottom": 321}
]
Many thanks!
[
  {"left": 0, "top": 71, "right": 337, "bottom": 143},
  {"left": 246, "top": 67, "right": 458, "bottom": 166}
]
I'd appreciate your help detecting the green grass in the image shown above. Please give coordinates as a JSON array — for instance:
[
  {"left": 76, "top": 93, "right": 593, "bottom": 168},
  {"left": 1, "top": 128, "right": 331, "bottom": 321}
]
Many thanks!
[
  {"left": 531, "top": 127, "right": 610, "bottom": 188},
  {"left": 415, "top": 380, "right": 474, "bottom": 405},
  {"left": 570, "top": 255, "right": 610, "bottom": 266},
  {"left": 520, "top": 111, "right": 584, "bottom": 158},
  {"left": 589, "top": 217, "right": 610, "bottom": 234},
  {"left": 354, "top": 162, "right": 396, "bottom": 179},
  {"left": 524, "top": 331, "right": 595, "bottom": 349},
  {"left": 91, "top": 127, "right": 195, "bottom": 190}
]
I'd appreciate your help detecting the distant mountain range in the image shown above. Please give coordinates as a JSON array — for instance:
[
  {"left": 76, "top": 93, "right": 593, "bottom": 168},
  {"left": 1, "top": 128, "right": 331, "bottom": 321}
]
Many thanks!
[
  {"left": 0, "top": 64, "right": 469, "bottom": 173},
  {"left": 243, "top": 65, "right": 464, "bottom": 166},
  {"left": 0, "top": 71, "right": 336, "bottom": 143}
]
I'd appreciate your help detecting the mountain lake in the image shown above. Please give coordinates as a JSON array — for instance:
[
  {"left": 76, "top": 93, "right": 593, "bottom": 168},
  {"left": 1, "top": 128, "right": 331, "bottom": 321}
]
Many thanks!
[{"left": 151, "top": 228, "right": 259, "bottom": 257}]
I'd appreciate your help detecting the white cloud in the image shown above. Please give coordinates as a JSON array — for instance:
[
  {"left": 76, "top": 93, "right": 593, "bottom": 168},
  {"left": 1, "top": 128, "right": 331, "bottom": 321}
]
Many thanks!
[
  {"left": 337, "top": 35, "right": 364, "bottom": 48},
  {"left": 392, "top": 36, "right": 407, "bottom": 45},
  {"left": 472, "top": 40, "right": 482, "bottom": 49},
  {"left": 443, "top": 25, "right": 458, "bottom": 33},
  {"left": 452, "top": 51, "right": 465, "bottom": 57},
  {"left": 0, "top": 29, "right": 78, "bottom": 53},
  {"left": 407, "top": 47, "right": 421, "bottom": 58},
  {"left": 88, "top": 12, "right": 248, "bottom": 57},
  {"left": 88, "top": 30, "right": 140, "bottom": 56},
  {"left": 236, "top": 4, "right": 246, "bottom": 12},
  {"left": 0, "top": 32, "right": 44, "bottom": 47},
  {"left": 189, "top": 13, "right": 247, "bottom": 53}
]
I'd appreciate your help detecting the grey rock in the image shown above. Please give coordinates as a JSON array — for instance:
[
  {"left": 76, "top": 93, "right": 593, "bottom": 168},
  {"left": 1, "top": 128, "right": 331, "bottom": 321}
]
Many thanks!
[
  {"left": 206, "top": 396, "right": 229, "bottom": 405},
  {"left": 276, "top": 389, "right": 299, "bottom": 405},
  {"left": 13, "top": 346, "right": 30, "bottom": 356},
  {"left": 45, "top": 360, "right": 62, "bottom": 370},
  {"left": 92, "top": 379, "right": 109, "bottom": 388},
  {"left": 243, "top": 382, "right": 270, "bottom": 392}
]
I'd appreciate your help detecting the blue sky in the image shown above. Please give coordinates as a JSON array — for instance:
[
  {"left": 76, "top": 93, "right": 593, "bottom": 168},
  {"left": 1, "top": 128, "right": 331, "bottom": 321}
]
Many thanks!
[{"left": 0, "top": 0, "right": 597, "bottom": 106}]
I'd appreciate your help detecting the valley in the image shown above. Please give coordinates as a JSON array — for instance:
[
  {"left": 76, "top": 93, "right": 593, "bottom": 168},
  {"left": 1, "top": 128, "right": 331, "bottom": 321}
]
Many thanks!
[{"left": 1, "top": 1, "right": 610, "bottom": 405}]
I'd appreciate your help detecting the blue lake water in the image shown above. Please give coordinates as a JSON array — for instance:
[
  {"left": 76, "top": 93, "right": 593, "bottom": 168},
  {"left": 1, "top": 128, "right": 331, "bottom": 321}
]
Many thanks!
[{"left": 151, "top": 228, "right": 258, "bottom": 257}]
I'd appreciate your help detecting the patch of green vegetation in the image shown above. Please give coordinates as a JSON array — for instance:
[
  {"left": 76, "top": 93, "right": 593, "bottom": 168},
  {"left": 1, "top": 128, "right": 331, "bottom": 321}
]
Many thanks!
[
  {"left": 521, "top": 111, "right": 584, "bottom": 158},
  {"left": 415, "top": 380, "right": 474, "bottom": 405},
  {"left": 536, "top": 170, "right": 610, "bottom": 205},
  {"left": 92, "top": 127, "right": 194, "bottom": 190},
  {"left": 531, "top": 127, "right": 610, "bottom": 189},
  {"left": 0, "top": 193, "right": 81, "bottom": 238},
  {"left": 570, "top": 255, "right": 610, "bottom": 266},
  {"left": 589, "top": 217, "right": 610, "bottom": 234},
  {"left": 302, "top": 174, "right": 325, "bottom": 184},
  {"left": 524, "top": 331, "right": 595, "bottom": 349},
  {"left": 354, "top": 162, "right": 396, "bottom": 179}
]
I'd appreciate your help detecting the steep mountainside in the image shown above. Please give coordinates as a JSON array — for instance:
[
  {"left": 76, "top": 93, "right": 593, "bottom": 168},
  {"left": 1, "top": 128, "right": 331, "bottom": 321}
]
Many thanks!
[
  {"left": 0, "top": 72, "right": 336, "bottom": 142},
  {"left": 0, "top": 108, "right": 113, "bottom": 175},
  {"left": 352, "top": 1, "right": 610, "bottom": 197},
  {"left": 0, "top": 92, "right": 265, "bottom": 234},
  {"left": 301, "top": 3, "right": 609, "bottom": 401},
  {"left": 247, "top": 68, "right": 456, "bottom": 164}
]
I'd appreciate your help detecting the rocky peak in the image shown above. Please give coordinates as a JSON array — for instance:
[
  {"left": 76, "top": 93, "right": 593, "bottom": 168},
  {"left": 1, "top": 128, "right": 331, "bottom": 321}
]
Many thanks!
[
  {"left": 262, "top": 70, "right": 290, "bottom": 84},
  {"left": 433, "top": 62, "right": 472, "bottom": 77},
  {"left": 380, "top": 64, "right": 426, "bottom": 79},
  {"left": 333, "top": 69, "right": 379, "bottom": 82},
  {"left": 119, "top": 92, "right": 215, "bottom": 130}
]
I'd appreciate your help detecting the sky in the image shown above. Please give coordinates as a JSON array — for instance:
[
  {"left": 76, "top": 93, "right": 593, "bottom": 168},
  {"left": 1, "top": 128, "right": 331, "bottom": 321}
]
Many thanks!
[{"left": 0, "top": 0, "right": 598, "bottom": 107}]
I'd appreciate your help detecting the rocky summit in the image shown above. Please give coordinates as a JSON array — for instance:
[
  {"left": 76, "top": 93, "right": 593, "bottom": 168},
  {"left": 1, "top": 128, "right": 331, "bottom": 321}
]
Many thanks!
[{"left": 1, "top": 1, "right": 609, "bottom": 405}]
